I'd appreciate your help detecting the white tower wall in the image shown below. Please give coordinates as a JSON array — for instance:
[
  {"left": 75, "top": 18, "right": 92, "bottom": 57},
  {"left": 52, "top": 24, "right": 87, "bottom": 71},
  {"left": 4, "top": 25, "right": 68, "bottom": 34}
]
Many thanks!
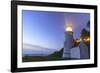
[{"left": 63, "top": 32, "right": 73, "bottom": 58}]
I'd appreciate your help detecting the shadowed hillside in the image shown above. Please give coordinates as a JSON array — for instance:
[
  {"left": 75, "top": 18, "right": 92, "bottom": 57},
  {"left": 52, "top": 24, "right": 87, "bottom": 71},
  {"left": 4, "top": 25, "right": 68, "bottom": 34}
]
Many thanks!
[{"left": 22, "top": 48, "right": 64, "bottom": 62}]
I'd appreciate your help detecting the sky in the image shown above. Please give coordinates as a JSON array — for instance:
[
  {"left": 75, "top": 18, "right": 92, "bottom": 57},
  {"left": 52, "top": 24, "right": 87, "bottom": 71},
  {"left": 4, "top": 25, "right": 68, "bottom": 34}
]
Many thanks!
[{"left": 22, "top": 10, "right": 90, "bottom": 50}]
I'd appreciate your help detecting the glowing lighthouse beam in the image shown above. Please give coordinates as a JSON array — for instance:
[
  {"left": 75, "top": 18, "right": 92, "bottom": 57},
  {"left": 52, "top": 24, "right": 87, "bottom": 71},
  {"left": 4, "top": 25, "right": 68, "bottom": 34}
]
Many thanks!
[{"left": 65, "top": 26, "right": 73, "bottom": 32}]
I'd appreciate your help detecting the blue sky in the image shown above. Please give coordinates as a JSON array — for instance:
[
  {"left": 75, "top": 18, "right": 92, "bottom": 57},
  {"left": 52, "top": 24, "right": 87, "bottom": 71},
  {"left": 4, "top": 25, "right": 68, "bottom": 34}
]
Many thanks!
[{"left": 22, "top": 10, "right": 90, "bottom": 50}]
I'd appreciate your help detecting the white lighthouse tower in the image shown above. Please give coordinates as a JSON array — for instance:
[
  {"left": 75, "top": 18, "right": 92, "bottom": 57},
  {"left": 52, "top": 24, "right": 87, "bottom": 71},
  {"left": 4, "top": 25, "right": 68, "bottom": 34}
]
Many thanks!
[{"left": 63, "top": 25, "right": 73, "bottom": 59}]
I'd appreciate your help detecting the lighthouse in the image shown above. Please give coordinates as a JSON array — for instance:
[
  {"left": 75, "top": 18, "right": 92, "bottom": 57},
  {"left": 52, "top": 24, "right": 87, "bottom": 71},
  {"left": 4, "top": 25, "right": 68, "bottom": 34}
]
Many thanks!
[{"left": 63, "top": 26, "right": 73, "bottom": 59}]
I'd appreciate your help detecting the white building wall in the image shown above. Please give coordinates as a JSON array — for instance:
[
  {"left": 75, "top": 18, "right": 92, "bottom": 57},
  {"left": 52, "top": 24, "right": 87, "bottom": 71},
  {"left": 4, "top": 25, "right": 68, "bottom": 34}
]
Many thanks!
[
  {"left": 71, "top": 41, "right": 89, "bottom": 59},
  {"left": 79, "top": 41, "right": 89, "bottom": 59},
  {"left": 71, "top": 46, "right": 80, "bottom": 59}
]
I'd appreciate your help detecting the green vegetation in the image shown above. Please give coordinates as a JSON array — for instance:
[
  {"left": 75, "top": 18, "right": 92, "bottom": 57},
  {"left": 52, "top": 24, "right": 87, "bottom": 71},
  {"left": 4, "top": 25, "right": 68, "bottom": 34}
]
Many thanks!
[{"left": 22, "top": 48, "right": 64, "bottom": 62}]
